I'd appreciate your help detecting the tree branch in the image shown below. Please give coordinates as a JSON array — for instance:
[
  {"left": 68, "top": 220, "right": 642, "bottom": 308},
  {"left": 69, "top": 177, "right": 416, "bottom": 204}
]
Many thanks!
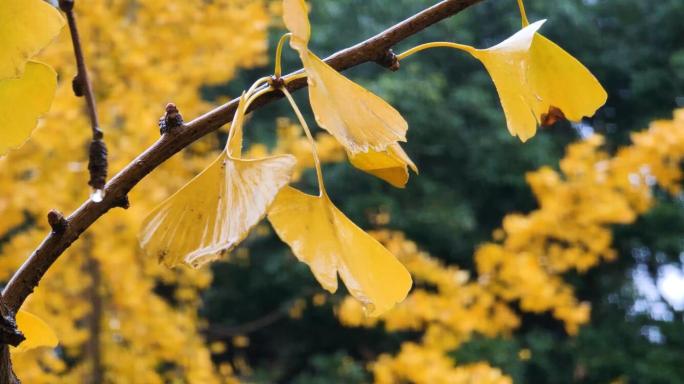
[
  {"left": 59, "top": 0, "right": 109, "bottom": 193},
  {"left": 1, "top": 0, "right": 483, "bottom": 312}
]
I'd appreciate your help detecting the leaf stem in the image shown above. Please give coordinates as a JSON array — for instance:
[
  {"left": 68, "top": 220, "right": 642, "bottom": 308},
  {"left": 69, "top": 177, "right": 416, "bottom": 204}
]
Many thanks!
[
  {"left": 274, "top": 33, "right": 293, "bottom": 78},
  {"left": 247, "top": 77, "right": 273, "bottom": 97},
  {"left": 517, "top": 0, "right": 530, "bottom": 27},
  {"left": 397, "top": 41, "right": 475, "bottom": 61},
  {"left": 246, "top": 86, "right": 274, "bottom": 107},
  {"left": 281, "top": 87, "right": 326, "bottom": 196},
  {"left": 284, "top": 72, "right": 308, "bottom": 85},
  {"left": 225, "top": 77, "right": 275, "bottom": 154}
]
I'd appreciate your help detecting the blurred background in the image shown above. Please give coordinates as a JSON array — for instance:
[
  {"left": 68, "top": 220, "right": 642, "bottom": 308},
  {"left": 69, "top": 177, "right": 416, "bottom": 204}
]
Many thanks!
[
  {"left": 209, "top": 1, "right": 684, "bottom": 382},
  {"left": 2, "top": 0, "right": 684, "bottom": 383}
]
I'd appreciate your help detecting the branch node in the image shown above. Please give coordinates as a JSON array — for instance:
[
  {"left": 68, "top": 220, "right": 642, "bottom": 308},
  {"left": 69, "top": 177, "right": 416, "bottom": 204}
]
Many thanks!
[
  {"left": 47, "top": 210, "right": 69, "bottom": 234},
  {"left": 268, "top": 75, "right": 285, "bottom": 90},
  {"left": 113, "top": 195, "right": 130, "bottom": 210},
  {"left": 88, "top": 138, "right": 108, "bottom": 190},
  {"left": 72, "top": 74, "right": 85, "bottom": 97},
  {"left": 159, "top": 103, "right": 184, "bottom": 135},
  {"left": 58, "top": 0, "right": 74, "bottom": 12},
  {"left": 376, "top": 49, "right": 400, "bottom": 71}
]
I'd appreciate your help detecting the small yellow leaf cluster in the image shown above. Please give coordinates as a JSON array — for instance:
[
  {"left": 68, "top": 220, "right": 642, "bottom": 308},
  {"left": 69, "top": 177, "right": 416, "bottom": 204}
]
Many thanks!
[
  {"left": 338, "top": 231, "right": 519, "bottom": 383},
  {"left": 0, "top": 0, "right": 270, "bottom": 382},
  {"left": 338, "top": 110, "right": 684, "bottom": 383},
  {"left": 373, "top": 342, "right": 511, "bottom": 384},
  {"left": 475, "top": 118, "right": 684, "bottom": 334}
]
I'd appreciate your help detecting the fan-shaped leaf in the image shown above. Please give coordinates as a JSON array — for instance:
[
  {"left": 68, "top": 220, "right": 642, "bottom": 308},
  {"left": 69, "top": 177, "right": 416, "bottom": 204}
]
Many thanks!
[
  {"left": 0, "top": 0, "right": 64, "bottom": 79},
  {"left": 268, "top": 187, "right": 413, "bottom": 316},
  {"left": 0, "top": 61, "right": 58, "bottom": 155}
]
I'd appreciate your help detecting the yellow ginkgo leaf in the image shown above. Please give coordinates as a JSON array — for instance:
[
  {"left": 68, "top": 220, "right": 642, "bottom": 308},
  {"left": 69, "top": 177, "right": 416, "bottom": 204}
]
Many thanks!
[
  {"left": 348, "top": 143, "right": 418, "bottom": 188},
  {"left": 268, "top": 186, "right": 413, "bottom": 316},
  {"left": 467, "top": 20, "right": 607, "bottom": 141},
  {"left": 282, "top": 0, "right": 310, "bottom": 51},
  {"left": 14, "top": 310, "right": 58, "bottom": 352},
  {"left": 303, "top": 51, "right": 408, "bottom": 153},
  {"left": 140, "top": 95, "right": 296, "bottom": 268},
  {"left": 0, "top": 61, "right": 58, "bottom": 156},
  {"left": 0, "top": 0, "right": 65, "bottom": 79},
  {"left": 283, "top": 0, "right": 408, "bottom": 155}
]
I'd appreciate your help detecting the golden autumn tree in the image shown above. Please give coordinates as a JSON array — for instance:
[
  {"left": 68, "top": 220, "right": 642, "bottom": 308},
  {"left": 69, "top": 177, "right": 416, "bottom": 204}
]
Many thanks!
[
  {"left": 1, "top": 0, "right": 269, "bottom": 382},
  {"left": 337, "top": 109, "right": 684, "bottom": 384}
]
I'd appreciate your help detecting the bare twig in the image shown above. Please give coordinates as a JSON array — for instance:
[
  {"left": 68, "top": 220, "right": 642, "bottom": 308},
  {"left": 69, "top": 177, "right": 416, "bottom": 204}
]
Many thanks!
[
  {"left": 206, "top": 289, "right": 319, "bottom": 339},
  {"left": 2, "top": 0, "right": 483, "bottom": 312},
  {"left": 59, "top": 0, "right": 108, "bottom": 193}
]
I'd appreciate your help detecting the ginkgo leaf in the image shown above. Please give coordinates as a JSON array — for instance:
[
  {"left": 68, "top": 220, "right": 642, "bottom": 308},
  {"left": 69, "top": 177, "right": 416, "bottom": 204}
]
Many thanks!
[
  {"left": 463, "top": 20, "right": 607, "bottom": 141},
  {"left": 282, "top": 0, "right": 310, "bottom": 51},
  {"left": 0, "top": 0, "right": 65, "bottom": 80},
  {"left": 14, "top": 310, "right": 58, "bottom": 352},
  {"left": 283, "top": 0, "right": 408, "bottom": 155},
  {"left": 303, "top": 52, "right": 408, "bottom": 153},
  {"left": 141, "top": 95, "right": 296, "bottom": 268},
  {"left": 267, "top": 186, "right": 413, "bottom": 316},
  {"left": 348, "top": 143, "right": 418, "bottom": 188},
  {"left": 0, "top": 61, "right": 58, "bottom": 156}
]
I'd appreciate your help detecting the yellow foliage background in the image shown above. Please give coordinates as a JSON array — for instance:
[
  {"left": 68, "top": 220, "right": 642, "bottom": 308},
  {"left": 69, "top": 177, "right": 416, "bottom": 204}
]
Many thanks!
[{"left": 1, "top": 0, "right": 683, "bottom": 382}]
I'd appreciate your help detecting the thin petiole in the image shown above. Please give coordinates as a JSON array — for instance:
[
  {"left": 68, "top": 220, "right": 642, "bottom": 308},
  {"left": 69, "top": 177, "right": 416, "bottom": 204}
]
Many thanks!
[
  {"left": 281, "top": 87, "right": 327, "bottom": 196},
  {"left": 517, "top": 0, "right": 530, "bottom": 27},
  {"left": 246, "top": 86, "right": 274, "bottom": 108},
  {"left": 283, "top": 72, "right": 308, "bottom": 85},
  {"left": 246, "top": 76, "right": 272, "bottom": 97},
  {"left": 225, "top": 77, "right": 272, "bottom": 154},
  {"left": 397, "top": 42, "right": 475, "bottom": 61},
  {"left": 274, "top": 33, "right": 293, "bottom": 78}
]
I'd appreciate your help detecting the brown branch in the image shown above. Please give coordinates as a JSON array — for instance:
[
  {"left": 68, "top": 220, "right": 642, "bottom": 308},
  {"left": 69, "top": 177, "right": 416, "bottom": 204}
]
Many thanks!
[
  {"left": 1, "top": 0, "right": 483, "bottom": 312},
  {"left": 59, "top": 0, "right": 108, "bottom": 192},
  {"left": 0, "top": 346, "right": 19, "bottom": 384}
]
